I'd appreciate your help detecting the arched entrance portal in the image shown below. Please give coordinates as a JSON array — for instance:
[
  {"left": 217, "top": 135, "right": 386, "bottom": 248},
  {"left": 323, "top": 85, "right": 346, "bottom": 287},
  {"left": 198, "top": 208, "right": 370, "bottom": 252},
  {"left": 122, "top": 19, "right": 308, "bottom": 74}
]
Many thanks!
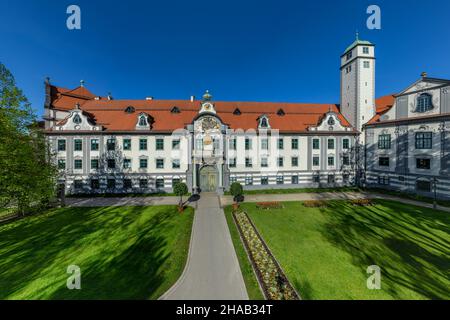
[{"left": 199, "top": 166, "right": 218, "bottom": 192}]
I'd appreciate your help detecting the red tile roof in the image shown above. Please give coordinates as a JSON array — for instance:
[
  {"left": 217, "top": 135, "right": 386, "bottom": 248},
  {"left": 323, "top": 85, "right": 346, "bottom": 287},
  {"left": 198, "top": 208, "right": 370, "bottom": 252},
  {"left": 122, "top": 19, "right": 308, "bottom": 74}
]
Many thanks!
[
  {"left": 367, "top": 94, "right": 396, "bottom": 124},
  {"left": 48, "top": 84, "right": 358, "bottom": 133}
]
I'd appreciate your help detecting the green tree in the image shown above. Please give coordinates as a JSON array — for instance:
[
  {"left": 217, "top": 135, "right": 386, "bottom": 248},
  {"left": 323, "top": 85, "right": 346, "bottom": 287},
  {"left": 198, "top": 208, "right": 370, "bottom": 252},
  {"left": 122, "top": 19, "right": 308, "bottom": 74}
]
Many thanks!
[
  {"left": 230, "top": 182, "right": 243, "bottom": 206},
  {"left": 173, "top": 182, "right": 188, "bottom": 209},
  {"left": 0, "top": 62, "right": 57, "bottom": 216}
]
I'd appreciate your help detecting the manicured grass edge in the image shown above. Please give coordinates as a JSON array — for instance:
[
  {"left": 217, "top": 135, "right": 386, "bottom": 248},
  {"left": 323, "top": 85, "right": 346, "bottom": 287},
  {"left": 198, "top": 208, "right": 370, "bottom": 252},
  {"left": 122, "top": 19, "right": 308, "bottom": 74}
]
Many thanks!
[
  {"left": 224, "top": 207, "right": 265, "bottom": 300},
  {"left": 152, "top": 206, "right": 195, "bottom": 300},
  {"left": 224, "top": 187, "right": 360, "bottom": 196}
]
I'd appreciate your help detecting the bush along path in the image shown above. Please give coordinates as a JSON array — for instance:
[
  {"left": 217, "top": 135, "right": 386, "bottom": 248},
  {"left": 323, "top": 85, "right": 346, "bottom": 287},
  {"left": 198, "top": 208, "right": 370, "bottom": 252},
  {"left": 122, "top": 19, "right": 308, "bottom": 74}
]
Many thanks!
[{"left": 232, "top": 208, "right": 300, "bottom": 300}]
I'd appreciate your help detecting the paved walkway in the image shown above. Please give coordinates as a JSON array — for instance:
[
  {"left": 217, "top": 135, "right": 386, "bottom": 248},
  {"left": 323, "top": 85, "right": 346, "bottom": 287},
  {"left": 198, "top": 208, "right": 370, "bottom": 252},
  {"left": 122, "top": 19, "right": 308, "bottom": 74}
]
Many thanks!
[
  {"left": 160, "top": 192, "right": 248, "bottom": 300},
  {"left": 219, "top": 191, "right": 450, "bottom": 213}
]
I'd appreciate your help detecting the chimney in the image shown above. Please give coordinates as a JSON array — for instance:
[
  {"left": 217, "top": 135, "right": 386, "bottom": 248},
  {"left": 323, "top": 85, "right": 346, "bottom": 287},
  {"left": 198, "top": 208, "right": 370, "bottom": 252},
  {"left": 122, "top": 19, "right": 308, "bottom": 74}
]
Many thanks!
[
  {"left": 146, "top": 96, "right": 153, "bottom": 100},
  {"left": 107, "top": 92, "right": 113, "bottom": 100},
  {"left": 190, "top": 95, "right": 195, "bottom": 102},
  {"left": 94, "top": 96, "right": 101, "bottom": 100},
  {"left": 421, "top": 71, "right": 428, "bottom": 78}
]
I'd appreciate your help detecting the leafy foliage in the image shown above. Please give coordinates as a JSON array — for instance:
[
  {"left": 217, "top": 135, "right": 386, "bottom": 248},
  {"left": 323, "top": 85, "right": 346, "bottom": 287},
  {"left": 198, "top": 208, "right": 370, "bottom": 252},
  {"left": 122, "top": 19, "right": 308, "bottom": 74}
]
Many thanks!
[
  {"left": 173, "top": 182, "right": 188, "bottom": 206},
  {"left": 230, "top": 182, "right": 243, "bottom": 200},
  {"left": 0, "top": 62, "right": 57, "bottom": 215}
]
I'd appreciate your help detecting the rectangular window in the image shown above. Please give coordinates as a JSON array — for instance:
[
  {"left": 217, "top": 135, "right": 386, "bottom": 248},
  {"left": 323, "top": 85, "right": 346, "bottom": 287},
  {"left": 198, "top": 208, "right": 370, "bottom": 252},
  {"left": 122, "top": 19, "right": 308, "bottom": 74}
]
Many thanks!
[
  {"left": 229, "top": 158, "right": 237, "bottom": 168},
  {"left": 291, "top": 138, "right": 298, "bottom": 150},
  {"left": 328, "top": 156, "right": 335, "bottom": 166},
  {"left": 156, "top": 179, "right": 164, "bottom": 189},
  {"left": 342, "top": 155, "right": 350, "bottom": 166},
  {"left": 328, "top": 139, "right": 335, "bottom": 149},
  {"left": 123, "top": 179, "right": 132, "bottom": 189},
  {"left": 416, "top": 180, "right": 431, "bottom": 192},
  {"left": 291, "top": 157, "right": 298, "bottom": 167},
  {"left": 261, "top": 157, "right": 268, "bottom": 168},
  {"left": 363, "top": 61, "right": 370, "bottom": 68},
  {"left": 261, "top": 176, "right": 268, "bottom": 185},
  {"left": 58, "top": 159, "right": 66, "bottom": 169},
  {"left": 313, "top": 175, "right": 320, "bottom": 183},
  {"left": 328, "top": 175, "right": 335, "bottom": 184},
  {"left": 74, "top": 180, "right": 83, "bottom": 190},
  {"left": 90, "top": 139, "right": 99, "bottom": 151},
  {"left": 139, "top": 139, "right": 147, "bottom": 151},
  {"left": 107, "top": 179, "right": 115, "bottom": 189},
  {"left": 346, "top": 51, "right": 352, "bottom": 60},
  {"left": 172, "top": 178, "right": 181, "bottom": 186},
  {"left": 277, "top": 157, "right": 284, "bottom": 167},
  {"left": 378, "top": 176, "right": 390, "bottom": 185},
  {"left": 172, "top": 139, "right": 180, "bottom": 150},
  {"left": 156, "top": 138, "right": 164, "bottom": 150},
  {"left": 74, "top": 159, "right": 82, "bottom": 169},
  {"left": 343, "top": 174, "right": 349, "bottom": 183},
  {"left": 363, "top": 47, "right": 369, "bottom": 54},
  {"left": 229, "top": 176, "right": 237, "bottom": 184},
  {"left": 245, "top": 176, "right": 253, "bottom": 186},
  {"left": 57, "top": 139, "right": 66, "bottom": 151},
  {"left": 123, "top": 159, "right": 131, "bottom": 169},
  {"left": 378, "top": 134, "right": 391, "bottom": 149},
  {"left": 91, "top": 159, "right": 99, "bottom": 169},
  {"left": 90, "top": 179, "right": 99, "bottom": 190},
  {"left": 313, "top": 138, "right": 320, "bottom": 149},
  {"left": 74, "top": 139, "right": 82, "bottom": 151},
  {"left": 261, "top": 138, "right": 269, "bottom": 150},
  {"left": 416, "top": 158, "right": 431, "bottom": 169},
  {"left": 415, "top": 132, "right": 432, "bottom": 149},
  {"left": 278, "top": 138, "right": 284, "bottom": 150},
  {"left": 172, "top": 159, "right": 180, "bottom": 169},
  {"left": 343, "top": 138, "right": 350, "bottom": 149},
  {"left": 313, "top": 156, "right": 320, "bottom": 166},
  {"left": 156, "top": 158, "right": 164, "bottom": 169},
  {"left": 229, "top": 138, "right": 236, "bottom": 150},
  {"left": 123, "top": 139, "right": 131, "bottom": 151},
  {"left": 291, "top": 175, "right": 299, "bottom": 184},
  {"left": 139, "top": 158, "right": 148, "bottom": 169},
  {"left": 379, "top": 157, "right": 390, "bottom": 167},
  {"left": 276, "top": 175, "right": 284, "bottom": 185},
  {"left": 107, "top": 159, "right": 115, "bottom": 169},
  {"left": 107, "top": 139, "right": 116, "bottom": 151},
  {"left": 245, "top": 138, "right": 252, "bottom": 150},
  {"left": 139, "top": 179, "right": 148, "bottom": 189},
  {"left": 245, "top": 157, "right": 252, "bottom": 168}
]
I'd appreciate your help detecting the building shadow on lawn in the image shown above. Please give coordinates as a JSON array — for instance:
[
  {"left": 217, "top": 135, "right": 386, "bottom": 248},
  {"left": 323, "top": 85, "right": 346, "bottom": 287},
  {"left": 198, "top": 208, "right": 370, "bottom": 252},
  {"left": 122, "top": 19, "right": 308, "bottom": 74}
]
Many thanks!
[
  {"left": 320, "top": 200, "right": 450, "bottom": 299},
  {"left": 0, "top": 206, "right": 179, "bottom": 299}
]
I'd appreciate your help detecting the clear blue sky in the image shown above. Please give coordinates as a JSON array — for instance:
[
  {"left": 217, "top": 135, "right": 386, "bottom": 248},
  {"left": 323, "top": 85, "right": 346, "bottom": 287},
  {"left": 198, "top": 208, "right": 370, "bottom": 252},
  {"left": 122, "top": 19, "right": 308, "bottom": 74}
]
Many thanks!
[{"left": 1, "top": 0, "right": 449, "bottom": 116}]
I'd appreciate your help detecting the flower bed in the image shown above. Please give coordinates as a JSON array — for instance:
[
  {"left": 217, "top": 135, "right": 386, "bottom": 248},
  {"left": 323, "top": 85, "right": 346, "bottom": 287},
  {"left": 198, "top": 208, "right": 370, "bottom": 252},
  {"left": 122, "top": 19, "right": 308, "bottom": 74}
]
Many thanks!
[
  {"left": 350, "top": 199, "right": 375, "bottom": 206},
  {"left": 232, "top": 210, "right": 300, "bottom": 300},
  {"left": 302, "top": 200, "right": 328, "bottom": 208},
  {"left": 256, "top": 202, "right": 283, "bottom": 210}
]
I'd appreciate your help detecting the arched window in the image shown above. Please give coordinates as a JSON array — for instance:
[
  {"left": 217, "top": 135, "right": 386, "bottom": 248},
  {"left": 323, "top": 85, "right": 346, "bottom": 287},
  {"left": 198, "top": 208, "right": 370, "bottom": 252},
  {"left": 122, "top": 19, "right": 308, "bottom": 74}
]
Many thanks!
[
  {"left": 416, "top": 93, "right": 433, "bottom": 113},
  {"left": 258, "top": 115, "right": 270, "bottom": 128},
  {"left": 73, "top": 114, "right": 82, "bottom": 124},
  {"left": 138, "top": 114, "right": 148, "bottom": 126}
]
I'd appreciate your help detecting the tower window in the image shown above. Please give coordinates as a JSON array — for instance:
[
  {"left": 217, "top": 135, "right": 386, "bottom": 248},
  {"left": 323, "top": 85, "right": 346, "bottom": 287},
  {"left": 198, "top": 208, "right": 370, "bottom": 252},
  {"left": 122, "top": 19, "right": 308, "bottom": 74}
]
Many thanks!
[
  {"left": 416, "top": 93, "right": 433, "bottom": 112},
  {"left": 363, "top": 61, "right": 370, "bottom": 68},
  {"left": 346, "top": 52, "right": 352, "bottom": 60},
  {"left": 363, "top": 47, "right": 369, "bottom": 54}
]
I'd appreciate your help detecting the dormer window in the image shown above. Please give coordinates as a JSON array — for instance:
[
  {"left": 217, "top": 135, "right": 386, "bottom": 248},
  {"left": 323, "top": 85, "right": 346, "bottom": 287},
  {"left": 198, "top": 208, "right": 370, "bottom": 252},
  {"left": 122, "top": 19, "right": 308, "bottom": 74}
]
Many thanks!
[
  {"left": 416, "top": 93, "right": 433, "bottom": 113},
  {"left": 258, "top": 115, "right": 270, "bottom": 129},
  {"left": 171, "top": 106, "right": 181, "bottom": 114},
  {"left": 138, "top": 114, "right": 148, "bottom": 127},
  {"left": 73, "top": 114, "right": 82, "bottom": 124},
  {"left": 125, "top": 106, "right": 135, "bottom": 113},
  {"left": 233, "top": 108, "right": 241, "bottom": 115},
  {"left": 277, "top": 109, "right": 285, "bottom": 116}
]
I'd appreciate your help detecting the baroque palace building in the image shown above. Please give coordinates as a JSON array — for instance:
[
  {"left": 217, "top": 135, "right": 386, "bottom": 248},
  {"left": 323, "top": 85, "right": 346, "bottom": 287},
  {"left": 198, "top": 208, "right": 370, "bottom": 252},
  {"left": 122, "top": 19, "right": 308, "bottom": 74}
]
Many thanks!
[{"left": 43, "top": 36, "right": 450, "bottom": 199}]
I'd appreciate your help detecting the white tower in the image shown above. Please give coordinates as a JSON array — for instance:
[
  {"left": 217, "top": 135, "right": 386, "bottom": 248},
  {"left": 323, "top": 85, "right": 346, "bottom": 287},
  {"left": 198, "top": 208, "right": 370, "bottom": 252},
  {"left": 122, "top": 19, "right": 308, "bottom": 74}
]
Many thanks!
[{"left": 340, "top": 33, "right": 376, "bottom": 135}]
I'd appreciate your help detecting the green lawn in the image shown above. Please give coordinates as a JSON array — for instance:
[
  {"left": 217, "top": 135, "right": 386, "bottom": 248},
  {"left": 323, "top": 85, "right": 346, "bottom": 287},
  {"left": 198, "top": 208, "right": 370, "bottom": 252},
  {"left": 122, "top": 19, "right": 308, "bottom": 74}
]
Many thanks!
[
  {"left": 225, "top": 186, "right": 360, "bottom": 195},
  {"left": 0, "top": 205, "right": 194, "bottom": 299},
  {"left": 224, "top": 208, "right": 264, "bottom": 300},
  {"left": 234, "top": 200, "right": 450, "bottom": 300}
]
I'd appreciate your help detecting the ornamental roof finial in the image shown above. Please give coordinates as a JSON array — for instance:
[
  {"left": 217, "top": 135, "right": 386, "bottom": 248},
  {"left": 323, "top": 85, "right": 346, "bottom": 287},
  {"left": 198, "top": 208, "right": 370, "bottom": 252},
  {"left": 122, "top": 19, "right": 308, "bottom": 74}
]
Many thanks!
[
  {"left": 356, "top": 30, "right": 359, "bottom": 41},
  {"left": 80, "top": 80, "right": 85, "bottom": 87},
  {"left": 202, "top": 89, "right": 212, "bottom": 101}
]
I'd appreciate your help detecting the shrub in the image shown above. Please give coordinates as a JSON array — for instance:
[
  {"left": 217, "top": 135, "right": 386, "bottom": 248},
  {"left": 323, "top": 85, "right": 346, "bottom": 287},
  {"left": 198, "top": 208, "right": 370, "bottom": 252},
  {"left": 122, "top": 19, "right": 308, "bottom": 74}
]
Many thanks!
[
  {"left": 230, "top": 182, "right": 243, "bottom": 202},
  {"left": 173, "top": 182, "right": 188, "bottom": 208},
  {"left": 256, "top": 202, "right": 283, "bottom": 210},
  {"left": 303, "top": 200, "right": 328, "bottom": 208},
  {"left": 350, "top": 199, "right": 374, "bottom": 206}
]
